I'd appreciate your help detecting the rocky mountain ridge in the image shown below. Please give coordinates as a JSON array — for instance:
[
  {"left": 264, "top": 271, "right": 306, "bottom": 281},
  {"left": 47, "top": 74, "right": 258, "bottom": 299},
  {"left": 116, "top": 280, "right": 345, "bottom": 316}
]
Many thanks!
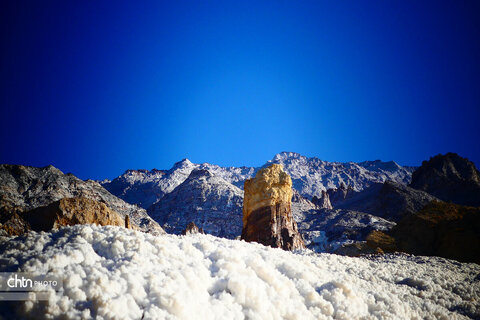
[
  {"left": 3, "top": 152, "right": 479, "bottom": 260},
  {"left": 102, "top": 152, "right": 416, "bottom": 209},
  {"left": 98, "top": 152, "right": 417, "bottom": 251},
  {"left": 102, "top": 159, "right": 255, "bottom": 209},
  {"left": 0, "top": 164, "right": 164, "bottom": 234},
  {"left": 148, "top": 168, "right": 244, "bottom": 238},
  {"left": 266, "top": 152, "right": 415, "bottom": 197}
]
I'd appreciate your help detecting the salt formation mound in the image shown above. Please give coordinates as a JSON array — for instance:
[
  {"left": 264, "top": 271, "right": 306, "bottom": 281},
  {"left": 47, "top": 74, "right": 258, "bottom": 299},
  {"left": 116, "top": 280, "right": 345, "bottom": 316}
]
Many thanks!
[
  {"left": 0, "top": 225, "right": 478, "bottom": 319},
  {"left": 242, "top": 164, "right": 305, "bottom": 250}
]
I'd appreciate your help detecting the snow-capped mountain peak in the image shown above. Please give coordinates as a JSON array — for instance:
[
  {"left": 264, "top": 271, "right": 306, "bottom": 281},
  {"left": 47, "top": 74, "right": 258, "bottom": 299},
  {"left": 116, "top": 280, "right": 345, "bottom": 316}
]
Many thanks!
[{"left": 172, "top": 158, "right": 194, "bottom": 169}]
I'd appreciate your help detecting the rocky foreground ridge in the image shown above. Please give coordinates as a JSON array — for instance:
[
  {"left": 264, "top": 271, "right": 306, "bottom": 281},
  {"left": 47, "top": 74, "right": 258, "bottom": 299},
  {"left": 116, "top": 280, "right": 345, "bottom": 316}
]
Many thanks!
[
  {"left": 1, "top": 197, "right": 128, "bottom": 235},
  {"left": 0, "top": 164, "right": 164, "bottom": 235}
]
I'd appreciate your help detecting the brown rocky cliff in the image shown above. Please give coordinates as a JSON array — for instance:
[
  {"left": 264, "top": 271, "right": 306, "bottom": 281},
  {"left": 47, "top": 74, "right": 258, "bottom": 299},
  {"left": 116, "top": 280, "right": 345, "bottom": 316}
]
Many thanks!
[
  {"left": 364, "top": 201, "right": 480, "bottom": 263},
  {"left": 241, "top": 164, "right": 305, "bottom": 250},
  {"left": 23, "top": 197, "right": 126, "bottom": 231}
]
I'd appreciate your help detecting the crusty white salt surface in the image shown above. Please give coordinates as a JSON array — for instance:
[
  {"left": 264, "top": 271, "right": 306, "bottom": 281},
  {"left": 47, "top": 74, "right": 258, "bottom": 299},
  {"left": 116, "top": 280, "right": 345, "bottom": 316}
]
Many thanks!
[{"left": 0, "top": 225, "right": 478, "bottom": 319}]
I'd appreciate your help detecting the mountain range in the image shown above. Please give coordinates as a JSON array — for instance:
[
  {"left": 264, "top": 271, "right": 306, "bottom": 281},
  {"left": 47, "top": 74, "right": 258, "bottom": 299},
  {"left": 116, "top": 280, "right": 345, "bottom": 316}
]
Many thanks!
[
  {"left": 2, "top": 151, "right": 479, "bottom": 258},
  {"left": 101, "top": 151, "right": 415, "bottom": 208},
  {"left": 95, "top": 152, "right": 419, "bottom": 250}
]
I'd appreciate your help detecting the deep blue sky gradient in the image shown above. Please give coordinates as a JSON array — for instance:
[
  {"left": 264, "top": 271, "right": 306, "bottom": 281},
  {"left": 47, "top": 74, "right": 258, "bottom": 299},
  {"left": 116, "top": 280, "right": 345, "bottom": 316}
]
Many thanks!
[{"left": 1, "top": 1, "right": 479, "bottom": 179}]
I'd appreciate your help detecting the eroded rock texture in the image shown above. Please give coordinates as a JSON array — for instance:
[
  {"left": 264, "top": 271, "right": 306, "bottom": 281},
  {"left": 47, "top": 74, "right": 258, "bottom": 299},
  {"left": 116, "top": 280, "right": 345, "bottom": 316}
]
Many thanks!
[
  {"left": 23, "top": 197, "right": 126, "bottom": 231},
  {"left": 241, "top": 164, "right": 305, "bottom": 250}
]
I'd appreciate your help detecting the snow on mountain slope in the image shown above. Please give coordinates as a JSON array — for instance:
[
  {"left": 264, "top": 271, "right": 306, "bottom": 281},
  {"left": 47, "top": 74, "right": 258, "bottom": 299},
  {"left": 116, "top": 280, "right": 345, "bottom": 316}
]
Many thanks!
[
  {"left": 102, "top": 152, "right": 414, "bottom": 209},
  {"left": 148, "top": 169, "right": 244, "bottom": 239},
  {"left": 295, "top": 208, "right": 396, "bottom": 252},
  {"left": 0, "top": 225, "right": 478, "bottom": 319},
  {"left": 102, "top": 160, "right": 255, "bottom": 209},
  {"left": 267, "top": 152, "right": 415, "bottom": 198}
]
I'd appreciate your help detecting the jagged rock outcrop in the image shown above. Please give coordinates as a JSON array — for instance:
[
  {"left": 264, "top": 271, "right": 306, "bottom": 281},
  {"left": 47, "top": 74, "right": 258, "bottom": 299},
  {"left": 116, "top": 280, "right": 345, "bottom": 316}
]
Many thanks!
[
  {"left": 291, "top": 189, "right": 317, "bottom": 222},
  {"left": 409, "top": 153, "right": 480, "bottom": 207},
  {"left": 148, "top": 169, "right": 243, "bottom": 238},
  {"left": 241, "top": 164, "right": 305, "bottom": 250},
  {"left": 312, "top": 190, "right": 333, "bottom": 209},
  {"left": 326, "top": 183, "right": 357, "bottom": 206},
  {"left": 335, "top": 181, "right": 438, "bottom": 222},
  {"left": 182, "top": 221, "right": 205, "bottom": 235},
  {"left": 23, "top": 197, "right": 126, "bottom": 231},
  {"left": 0, "top": 164, "right": 164, "bottom": 234}
]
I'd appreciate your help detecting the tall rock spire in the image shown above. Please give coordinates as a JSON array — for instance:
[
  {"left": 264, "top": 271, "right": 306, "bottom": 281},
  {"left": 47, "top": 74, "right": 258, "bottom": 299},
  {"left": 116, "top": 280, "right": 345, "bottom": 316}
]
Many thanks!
[{"left": 241, "top": 164, "right": 305, "bottom": 250}]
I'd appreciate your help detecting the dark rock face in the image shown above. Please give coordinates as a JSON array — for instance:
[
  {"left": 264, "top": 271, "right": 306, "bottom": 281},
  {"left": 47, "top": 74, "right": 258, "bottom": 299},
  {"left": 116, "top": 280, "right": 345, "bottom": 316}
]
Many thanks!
[
  {"left": 1, "top": 197, "right": 127, "bottom": 235},
  {"left": 333, "top": 242, "right": 381, "bottom": 257},
  {"left": 335, "top": 181, "right": 438, "bottom": 222},
  {"left": 327, "top": 183, "right": 356, "bottom": 206},
  {"left": 334, "top": 230, "right": 396, "bottom": 257},
  {"left": 125, "top": 215, "right": 130, "bottom": 229},
  {"left": 242, "top": 164, "right": 305, "bottom": 251},
  {"left": 390, "top": 201, "right": 480, "bottom": 263},
  {"left": 409, "top": 153, "right": 480, "bottom": 207}
]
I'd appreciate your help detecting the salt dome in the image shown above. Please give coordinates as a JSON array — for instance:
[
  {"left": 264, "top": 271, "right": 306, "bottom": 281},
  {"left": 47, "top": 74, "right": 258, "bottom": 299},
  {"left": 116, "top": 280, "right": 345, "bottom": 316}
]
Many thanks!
[{"left": 0, "top": 225, "right": 478, "bottom": 319}]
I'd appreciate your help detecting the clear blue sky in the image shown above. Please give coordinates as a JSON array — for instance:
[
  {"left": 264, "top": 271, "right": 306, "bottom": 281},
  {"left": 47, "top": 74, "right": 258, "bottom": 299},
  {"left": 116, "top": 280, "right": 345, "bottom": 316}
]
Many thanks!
[{"left": 1, "top": 1, "right": 479, "bottom": 179}]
